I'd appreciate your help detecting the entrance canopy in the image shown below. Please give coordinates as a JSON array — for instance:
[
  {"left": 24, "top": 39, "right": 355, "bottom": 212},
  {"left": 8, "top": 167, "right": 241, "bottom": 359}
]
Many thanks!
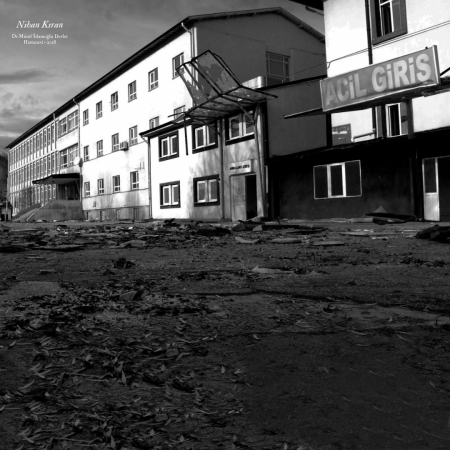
[
  {"left": 32, "top": 173, "right": 80, "bottom": 185},
  {"left": 174, "top": 50, "right": 276, "bottom": 124}
]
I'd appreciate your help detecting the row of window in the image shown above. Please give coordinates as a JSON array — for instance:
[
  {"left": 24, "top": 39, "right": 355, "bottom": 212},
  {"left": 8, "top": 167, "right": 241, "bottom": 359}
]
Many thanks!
[{"left": 84, "top": 172, "right": 139, "bottom": 196}]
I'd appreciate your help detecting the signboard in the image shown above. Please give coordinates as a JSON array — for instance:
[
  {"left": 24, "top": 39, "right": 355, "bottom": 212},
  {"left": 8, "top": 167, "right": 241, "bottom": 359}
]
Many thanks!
[
  {"left": 321, "top": 46, "right": 440, "bottom": 112},
  {"left": 332, "top": 124, "right": 352, "bottom": 145},
  {"left": 229, "top": 159, "right": 253, "bottom": 175}
]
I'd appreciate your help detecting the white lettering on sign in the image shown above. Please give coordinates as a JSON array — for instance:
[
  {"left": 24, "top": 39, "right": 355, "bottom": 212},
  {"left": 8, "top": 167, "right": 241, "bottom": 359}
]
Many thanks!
[{"left": 321, "top": 46, "right": 440, "bottom": 111}]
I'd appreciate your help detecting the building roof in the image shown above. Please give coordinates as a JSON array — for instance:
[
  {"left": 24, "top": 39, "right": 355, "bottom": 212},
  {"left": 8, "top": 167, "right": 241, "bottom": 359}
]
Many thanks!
[
  {"left": 288, "top": 0, "right": 324, "bottom": 11},
  {"left": 6, "top": 7, "right": 324, "bottom": 150}
]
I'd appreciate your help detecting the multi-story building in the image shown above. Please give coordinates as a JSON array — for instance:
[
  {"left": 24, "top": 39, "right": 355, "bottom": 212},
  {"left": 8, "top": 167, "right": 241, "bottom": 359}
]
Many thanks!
[
  {"left": 6, "top": 7, "right": 326, "bottom": 221},
  {"left": 289, "top": 0, "right": 450, "bottom": 220}
]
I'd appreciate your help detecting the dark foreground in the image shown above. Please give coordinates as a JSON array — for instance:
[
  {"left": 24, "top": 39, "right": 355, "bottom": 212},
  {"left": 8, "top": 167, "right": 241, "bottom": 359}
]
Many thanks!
[{"left": 1, "top": 220, "right": 450, "bottom": 450}]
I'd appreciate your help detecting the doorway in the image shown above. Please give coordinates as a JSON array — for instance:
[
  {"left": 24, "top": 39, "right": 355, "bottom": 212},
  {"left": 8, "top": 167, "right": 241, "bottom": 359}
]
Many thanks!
[
  {"left": 423, "top": 156, "right": 450, "bottom": 221},
  {"left": 231, "top": 174, "right": 258, "bottom": 221}
]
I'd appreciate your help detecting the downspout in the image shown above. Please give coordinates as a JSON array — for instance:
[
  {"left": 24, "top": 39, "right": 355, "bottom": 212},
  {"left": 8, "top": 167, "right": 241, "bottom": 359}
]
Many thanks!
[
  {"left": 364, "top": 0, "right": 377, "bottom": 135},
  {"left": 219, "top": 119, "right": 225, "bottom": 220},
  {"left": 143, "top": 135, "right": 152, "bottom": 219},
  {"left": 181, "top": 22, "right": 194, "bottom": 60},
  {"left": 253, "top": 105, "right": 266, "bottom": 218},
  {"left": 53, "top": 113, "right": 57, "bottom": 200},
  {"left": 73, "top": 98, "right": 82, "bottom": 209}
]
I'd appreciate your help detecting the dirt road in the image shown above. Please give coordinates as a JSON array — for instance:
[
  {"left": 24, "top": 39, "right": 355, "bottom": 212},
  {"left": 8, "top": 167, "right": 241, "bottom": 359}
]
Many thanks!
[{"left": 1, "top": 220, "right": 450, "bottom": 450}]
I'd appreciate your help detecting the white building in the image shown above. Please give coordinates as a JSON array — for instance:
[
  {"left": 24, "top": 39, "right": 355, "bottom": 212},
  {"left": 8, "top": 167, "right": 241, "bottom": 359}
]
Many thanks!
[
  {"left": 290, "top": 0, "right": 450, "bottom": 221},
  {"left": 6, "top": 7, "right": 326, "bottom": 221}
]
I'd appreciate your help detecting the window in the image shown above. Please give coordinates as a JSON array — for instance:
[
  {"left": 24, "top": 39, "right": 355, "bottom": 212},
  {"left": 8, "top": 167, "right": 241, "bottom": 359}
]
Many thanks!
[
  {"left": 51, "top": 123, "right": 55, "bottom": 143},
  {"left": 173, "top": 106, "right": 185, "bottom": 120},
  {"left": 84, "top": 182, "right": 90, "bottom": 197},
  {"left": 194, "top": 175, "right": 220, "bottom": 206},
  {"left": 96, "top": 101, "right": 103, "bottom": 119},
  {"left": 113, "top": 175, "right": 121, "bottom": 192},
  {"left": 68, "top": 111, "right": 79, "bottom": 131},
  {"left": 149, "top": 117, "right": 159, "bottom": 129},
  {"left": 47, "top": 127, "right": 51, "bottom": 147},
  {"left": 193, "top": 124, "right": 217, "bottom": 151},
  {"left": 160, "top": 181, "right": 180, "bottom": 208},
  {"left": 98, "top": 178, "right": 104, "bottom": 195},
  {"left": 159, "top": 132, "right": 179, "bottom": 159},
  {"left": 83, "top": 109, "right": 89, "bottom": 126},
  {"left": 112, "top": 134, "right": 119, "bottom": 152},
  {"left": 44, "top": 132, "right": 47, "bottom": 150},
  {"left": 173, "top": 53, "right": 184, "bottom": 78},
  {"left": 60, "top": 118, "right": 67, "bottom": 135},
  {"left": 227, "top": 111, "right": 254, "bottom": 141},
  {"left": 111, "top": 92, "right": 118, "bottom": 111},
  {"left": 130, "top": 171, "right": 139, "bottom": 190},
  {"left": 129, "top": 126, "right": 138, "bottom": 145},
  {"left": 386, "top": 103, "right": 408, "bottom": 137},
  {"left": 69, "top": 145, "right": 79, "bottom": 166},
  {"left": 84, "top": 145, "right": 89, "bottom": 161},
  {"left": 149, "top": 68, "right": 158, "bottom": 90},
  {"left": 266, "top": 52, "right": 289, "bottom": 85},
  {"left": 128, "top": 81, "right": 137, "bottom": 101},
  {"left": 314, "top": 161, "right": 362, "bottom": 199},
  {"left": 97, "top": 140, "right": 103, "bottom": 157},
  {"left": 370, "top": 0, "right": 407, "bottom": 44},
  {"left": 60, "top": 149, "right": 68, "bottom": 169}
]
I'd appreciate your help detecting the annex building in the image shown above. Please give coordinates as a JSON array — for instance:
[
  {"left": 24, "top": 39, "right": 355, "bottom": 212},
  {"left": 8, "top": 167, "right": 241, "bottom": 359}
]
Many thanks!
[{"left": 6, "top": 8, "right": 326, "bottom": 222}]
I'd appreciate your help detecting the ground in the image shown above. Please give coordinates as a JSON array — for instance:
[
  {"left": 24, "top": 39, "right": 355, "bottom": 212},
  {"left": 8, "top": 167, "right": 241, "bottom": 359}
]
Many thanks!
[{"left": 1, "top": 219, "right": 450, "bottom": 450}]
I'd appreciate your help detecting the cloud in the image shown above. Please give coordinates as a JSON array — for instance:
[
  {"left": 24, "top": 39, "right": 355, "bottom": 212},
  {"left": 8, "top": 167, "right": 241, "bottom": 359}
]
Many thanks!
[{"left": 0, "top": 69, "right": 50, "bottom": 84}]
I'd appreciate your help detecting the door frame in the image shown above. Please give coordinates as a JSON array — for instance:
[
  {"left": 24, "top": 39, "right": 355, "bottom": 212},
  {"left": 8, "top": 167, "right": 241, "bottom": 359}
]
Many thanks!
[{"left": 422, "top": 157, "right": 440, "bottom": 221}]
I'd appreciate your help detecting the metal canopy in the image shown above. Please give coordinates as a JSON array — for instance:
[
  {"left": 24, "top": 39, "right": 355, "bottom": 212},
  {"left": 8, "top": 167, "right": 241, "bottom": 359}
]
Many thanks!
[
  {"left": 33, "top": 173, "right": 80, "bottom": 185},
  {"left": 284, "top": 76, "right": 450, "bottom": 119},
  {"left": 174, "top": 50, "right": 276, "bottom": 124}
]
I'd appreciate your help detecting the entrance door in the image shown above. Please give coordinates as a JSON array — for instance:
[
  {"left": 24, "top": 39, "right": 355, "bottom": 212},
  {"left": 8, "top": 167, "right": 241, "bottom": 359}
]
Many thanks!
[
  {"left": 231, "top": 174, "right": 258, "bottom": 221},
  {"left": 423, "top": 158, "right": 439, "bottom": 221},
  {"left": 438, "top": 157, "right": 450, "bottom": 222}
]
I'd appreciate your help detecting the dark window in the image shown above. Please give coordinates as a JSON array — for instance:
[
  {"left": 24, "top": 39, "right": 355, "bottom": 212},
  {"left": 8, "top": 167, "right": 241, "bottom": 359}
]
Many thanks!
[
  {"left": 314, "top": 161, "right": 362, "bottom": 199},
  {"left": 314, "top": 166, "right": 328, "bottom": 199},
  {"left": 160, "top": 181, "right": 180, "bottom": 208},
  {"left": 424, "top": 159, "right": 437, "bottom": 194},
  {"left": 192, "top": 124, "right": 217, "bottom": 152},
  {"left": 345, "top": 161, "right": 362, "bottom": 196},
  {"left": 159, "top": 132, "right": 179, "bottom": 160},
  {"left": 330, "top": 165, "right": 344, "bottom": 197},
  {"left": 193, "top": 175, "right": 220, "bottom": 206},
  {"left": 370, "top": 0, "right": 407, "bottom": 45}
]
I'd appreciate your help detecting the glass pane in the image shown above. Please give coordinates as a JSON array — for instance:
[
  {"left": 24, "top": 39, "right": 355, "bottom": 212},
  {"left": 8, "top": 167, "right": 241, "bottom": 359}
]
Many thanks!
[
  {"left": 171, "top": 135, "right": 179, "bottom": 154},
  {"left": 208, "top": 125, "right": 216, "bottom": 144},
  {"left": 230, "top": 118, "right": 240, "bottom": 138},
  {"left": 196, "top": 128, "right": 204, "bottom": 147},
  {"left": 245, "top": 114, "right": 254, "bottom": 135},
  {"left": 268, "top": 60, "right": 285, "bottom": 77},
  {"left": 314, "top": 166, "right": 328, "bottom": 198},
  {"left": 172, "top": 185, "right": 179, "bottom": 204},
  {"left": 388, "top": 105, "right": 400, "bottom": 136},
  {"left": 330, "top": 165, "right": 344, "bottom": 196},
  {"left": 162, "top": 140, "right": 168, "bottom": 156},
  {"left": 163, "top": 186, "right": 170, "bottom": 204},
  {"left": 380, "top": 4, "right": 393, "bottom": 34},
  {"left": 424, "top": 159, "right": 437, "bottom": 193},
  {"left": 197, "top": 181, "right": 206, "bottom": 202},
  {"left": 209, "top": 180, "right": 218, "bottom": 201},
  {"left": 400, "top": 102, "right": 408, "bottom": 135},
  {"left": 345, "top": 161, "right": 361, "bottom": 196}
]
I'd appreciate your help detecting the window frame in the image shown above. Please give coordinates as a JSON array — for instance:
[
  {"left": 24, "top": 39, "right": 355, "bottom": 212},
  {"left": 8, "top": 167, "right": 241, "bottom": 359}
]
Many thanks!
[
  {"left": 193, "top": 175, "right": 220, "bottom": 207},
  {"left": 159, "top": 131, "right": 179, "bottom": 161},
  {"left": 226, "top": 111, "right": 255, "bottom": 143},
  {"left": 129, "top": 126, "right": 138, "bottom": 146},
  {"left": 149, "top": 117, "right": 159, "bottom": 129},
  {"left": 266, "top": 52, "right": 290, "bottom": 85},
  {"left": 84, "top": 181, "right": 90, "bottom": 197},
  {"left": 128, "top": 81, "right": 137, "bottom": 101},
  {"left": 68, "top": 110, "right": 78, "bottom": 132},
  {"left": 83, "top": 109, "right": 89, "bottom": 126},
  {"left": 192, "top": 123, "right": 218, "bottom": 153},
  {"left": 96, "top": 101, "right": 103, "bottom": 119},
  {"left": 130, "top": 171, "right": 139, "bottom": 190},
  {"left": 112, "top": 133, "right": 119, "bottom": 152},
  {"left": 113, "top": 175, "right": 121, "bottom": 193},
  {"left": 160, "top": 181, "right": 180, "bottom": 208},
  {"left": 111, "top": 92, "right": 118, "bottom": 111},
  {"left": 60, "top": 149, "right": 68, "bottom": 169},
  {"left": 313, "top": 160, "right": 362, "bottom": 200},
  {"left": 386, "top": 102, "right": 408, "bottom": 137},
  {"left": 172, "top": 53, "right": 184, "bottom": 78},
  {"left": 369, "top": 0, "right": 407, "bottom": 45},
  {"left": 149, "top": 68, "right": 158, "bottom": 91},
  {"left": 83, "top": 145, "right": 89, "bottom": 161},
  {"left": 98, "top": 178, "right": 104, "bottom": 195},
  {"left": 173, "top": 106, "right": 185, "bottom": 120},
  {"left": 97, "top": 140, "right": 103, "bottom": 157}
]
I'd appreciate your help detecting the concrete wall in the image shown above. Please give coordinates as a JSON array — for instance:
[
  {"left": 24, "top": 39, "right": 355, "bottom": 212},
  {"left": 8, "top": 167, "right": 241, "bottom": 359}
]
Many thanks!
[
  {"left": 324, "top": 0, "right": 450, "bottom": 139},
  {"left": 265, "top": 80, "right": 327, "bottom": 157},
  {"left": 196, "top": 14, "right": 325, "bottom": 83},
  {"left": 32, "top": 200, "right": 84, "bottom": 222}
]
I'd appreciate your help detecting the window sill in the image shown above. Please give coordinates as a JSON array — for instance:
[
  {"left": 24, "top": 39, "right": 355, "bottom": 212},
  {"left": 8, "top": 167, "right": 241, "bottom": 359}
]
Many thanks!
[
  {"left": 149, "top": 85, "right": 159, "bottom": 91},
  {"left": 160, "top": 204, "right": 181, "bottom": 209},
  {"left": 128, "top": 97, "right": 137, "bottom": 103},
  {"left": 314, "top": 195, "right": 362, "bottom": 200},
  {"left": 372, "top": 27, "right": 407, "bottom": 45},
  {"left": 192, "top": 143, "right": 218, "bottom": 153},
  {"left": 96, "top": 115, "right": 103, "bottom": 119},
  {"left": 194, "top": 200, "right": 220, "bottom": 207},
  {"left": 225, "top": 134, "right": 254, "bottom": 145},
  {"left": 159, "top": 153, "right": 179, "bottom": 162}
]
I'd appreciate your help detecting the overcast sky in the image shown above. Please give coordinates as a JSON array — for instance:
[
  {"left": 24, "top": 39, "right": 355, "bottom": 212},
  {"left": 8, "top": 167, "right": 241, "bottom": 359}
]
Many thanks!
[{"left": 0, "top": 0, "right": 324, "bottom": 153}]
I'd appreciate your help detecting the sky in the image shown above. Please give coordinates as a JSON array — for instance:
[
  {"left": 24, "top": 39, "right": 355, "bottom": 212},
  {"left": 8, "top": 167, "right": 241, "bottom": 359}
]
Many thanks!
[{"left": 0, "top": 0, "right": 324, "bottom": 154}]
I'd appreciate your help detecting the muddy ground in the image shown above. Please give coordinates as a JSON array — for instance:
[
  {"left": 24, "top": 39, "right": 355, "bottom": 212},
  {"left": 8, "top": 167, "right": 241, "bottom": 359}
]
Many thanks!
[{"left": 1, "top": 220, "right": 450, "bottom": 450}]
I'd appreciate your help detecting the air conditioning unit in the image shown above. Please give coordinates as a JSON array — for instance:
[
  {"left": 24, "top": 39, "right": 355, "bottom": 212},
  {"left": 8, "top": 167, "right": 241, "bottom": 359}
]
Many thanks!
[{"left": 120, "top": 141, "right": 129, "bottom": 151}]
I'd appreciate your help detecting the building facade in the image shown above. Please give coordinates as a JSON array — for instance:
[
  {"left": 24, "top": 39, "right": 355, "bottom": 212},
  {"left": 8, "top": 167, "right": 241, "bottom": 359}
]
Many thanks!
[
  {"left": 290, "top": 0, "right": 450, "bottom": 220},
  {"left": 6, "top": 8, "right": 326, "bottom": 222}
]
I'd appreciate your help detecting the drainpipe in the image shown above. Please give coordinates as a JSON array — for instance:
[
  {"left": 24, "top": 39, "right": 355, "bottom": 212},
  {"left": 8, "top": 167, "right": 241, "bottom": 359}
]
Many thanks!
[
  {"left": 253, "top": 105, "right": 266, "bottom": 218},
  {"left": 219, "top": 119, "right": 225, "bottom": 220},
  {"left": 73, "top": 98, "right": 82, "bottom": 208},
  {"left": 181, "top": 22, "right": 194, "bottom": 60},
  {"left": 364, "top": 0, "right": 377, "bottom": 135},
  {"left": 143, "top": 135, "right": 152, "bottom": 219}
]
